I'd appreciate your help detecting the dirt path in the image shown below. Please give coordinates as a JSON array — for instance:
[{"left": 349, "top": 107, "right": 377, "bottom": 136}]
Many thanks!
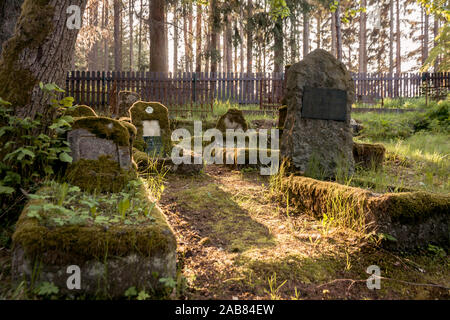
[{"left": 160, "top": 165, "right": 450, "bottom": 300}]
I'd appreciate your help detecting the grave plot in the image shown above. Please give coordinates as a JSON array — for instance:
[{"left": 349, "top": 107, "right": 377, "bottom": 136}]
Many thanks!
[
  {"left": 11, "top": 116, "right": 177, "bottom": 299},
  {"left": 130, "top": 101, "right": 203, "bottom": 175},
  {"left": 279, "top": 49, "right": 449, "bottom": 250}
]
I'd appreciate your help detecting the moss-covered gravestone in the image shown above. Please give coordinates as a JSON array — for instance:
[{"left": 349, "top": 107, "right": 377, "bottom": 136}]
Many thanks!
[
  {"left": 66, "top": 116, "right": 136, "bottom": 192},
  {"left": 118, "top": 91, "right": 140, "bottom": 118},
  {"left": 281, "top": 49, "right": 355, "bottom": 178},
  {"left": 216, "top": 108, "right": 248, "bottom": 132},
  {"left": 129, "top": 101, "right": 172, "bottom": 157},
  {"left": 11, "top": 181, "right": 177, "bottom": 298}
]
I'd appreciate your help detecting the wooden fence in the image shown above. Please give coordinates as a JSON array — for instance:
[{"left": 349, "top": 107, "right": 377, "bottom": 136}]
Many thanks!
[{"left": 65, "top": 71, "right": 450, "bottom": 113}]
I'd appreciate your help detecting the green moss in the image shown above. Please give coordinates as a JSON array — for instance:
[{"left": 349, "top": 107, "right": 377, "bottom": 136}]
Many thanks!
[
  {"left": 72, "top": 116, "right": 130, "bottom": 147},
  {"left": 280, "top": 175, "right": 450, "bottom": 230},
  {"left": 0, "top": 0, "right": 54, "bottom": 109},
  {"left": 12, "top": 181, "right": 176, "bottom": 266},
  {"left": 129, "top": 101, "right": 172, "bottom": 156},
  {"left": 216, "top": 108, "right": 248, "bottom": 132},
  {"left": 118, "top": 117, "right": 132, "bottom": 123},
  {"left": 133, "top": 148, "right": 170, "bottom": 172},
  {"left": 66, "top": 155, "right": 137, "bottom": 193},
  {"left": 178, "top": 184, "right": 274, "bottom": 252},
  {"left": 65, "top": 105, "right": 97, "bottom": 118}
]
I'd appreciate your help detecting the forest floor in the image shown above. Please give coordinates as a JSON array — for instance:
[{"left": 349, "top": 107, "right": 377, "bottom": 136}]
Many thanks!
[{"left": 160, "top": 165, "right": 449, "bottom": 300}]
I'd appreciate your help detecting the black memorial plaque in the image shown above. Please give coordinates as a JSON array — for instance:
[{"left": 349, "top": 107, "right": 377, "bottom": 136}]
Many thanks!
[{"left": 301, "top": 86, "right": 347, "bottom": 121}]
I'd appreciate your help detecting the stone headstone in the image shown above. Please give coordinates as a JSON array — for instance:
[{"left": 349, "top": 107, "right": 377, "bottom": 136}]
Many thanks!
[
  {"left": 281, "top": 49, "right": 355, "bottom": 178},
  {"left": 118, "top": 91, "right": 141, "bottom": 118},
  {"left": 216, "top": 108, "right": 248, "bottom": 132},
  {"left": 68, "top": 118, "right": 132, "bottom": 170},
  {"left": 66, "top": 117, "right": 135, "bottom": 192},
  {"left": 129, "top": 101, "right": 171, "bottom": 157}
]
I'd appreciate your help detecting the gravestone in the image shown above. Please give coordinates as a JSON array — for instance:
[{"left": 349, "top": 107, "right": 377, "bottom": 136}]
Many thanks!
[
  {"left": 216, "top": 108, "right": 248, "bottom": 132},
  {"left": 129, "top": 101, "right": 172, "bottom": 157},
  {"left": 118, "top": 91, "right": 141, "bottom": 118},
  {"left": 281, "top": 49, "right": 355, "bottom": 178},
  {"left": 67, "top": 117, "right": 135, "bottom": 192}
]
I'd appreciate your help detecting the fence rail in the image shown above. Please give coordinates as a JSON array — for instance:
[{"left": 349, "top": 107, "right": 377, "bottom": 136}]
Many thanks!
[{"left": 65, "top": 71, "right": 450, "bottom": 114}]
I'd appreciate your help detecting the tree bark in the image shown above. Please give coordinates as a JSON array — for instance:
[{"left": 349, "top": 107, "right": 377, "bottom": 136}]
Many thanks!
[
  {"left": 331, "top": 11, "right": 336, "bottom": 57},
  {"left": 129, "top": 0, "right": 134, "bottom": 71},
  {"left": 0, "top": 0, "right": 87, "bottom": 119},
  {"left": 273, "top": 17, "right": 284, "bottom": 72},
  {"left": 103, "top": 0, "right": 109, "bottom": 71},
  {"left": 396, "top": 0, "right": 401, "bottom": 73},
  {"left": 302, "top": 11, "right": 309, "bottom": 58},
  {"left": 433, "top": 15, "right": 439, "bottom": 71},
  {"left": 335, "top": 1, "right": 342, "bottom": 61},
  {"left": 173, "top": 2, "right": 179, "bottom": 73},
  {"left": 423, "top": 7, "right": 429, "bottom": 64},
  {"left": 225, "top": 12, "right": 232, "bottom": 73},
  {"left": 389, "top": 0, "right": 394, "bottom": 74},
  {"left": 209, "top": 0, "right": 218, "bottom": 74},
  {"left": 114, "top": 0, "right": 121, "bottom": 71},
  {"left": 246, "top": 0, "right": 253, "bottom": 74},
  {"left": 138, "top": 0, "right": 142, "bottom": 70},
  {"left": 358, "top": 0, "right": 367, "bottom": 73},
  {"left": 195, "top": 3, "right": 202, "bottom": 73},
  {"left": 149, "top": 0, "right": 168, "bottom": 72},
  {"left": 0, "top": 0, "right": 23, "bottom": 55}
]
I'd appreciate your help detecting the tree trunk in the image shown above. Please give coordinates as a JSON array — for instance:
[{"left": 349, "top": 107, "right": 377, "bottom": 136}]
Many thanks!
[
  {"left": 396, "top": 0, "right": 401, "bottom": 73},
  {"left": 389, "top": 0, "right": 394, "bottom": 74},
  {"left": 240, "top": 7, "right": 245, "bottom": 73},
  {"left": 316, "top": 13, "right": 321, "bottom": 50},
  {"left": 303, "top": 11, "right": 309, "bottom": 58},
  {"left": 183, "top": 4, "right": 189, "bottom": 72},
  {"left": 149, "top": 0, "right": 168, "bottom": 72},
  {"left": 188, "top": 2, "right": 193, "bottom": 72},
  {"left": 103, "top": 0, "right": 109, "bottom": 71},
  {"left": 0, "top": 0, "right": 87, "bottom": 119},
  {"left": 88, "top": 2, "right": 99, "bottom": 71},
  {"left": 331, "top": 11, "right": 336, "bottom": 57},
  {"left": 129, "top": 0, "right": 134, "bottom": 71},
  {"left": 0, "top": 0, "right": 23, "bottom": 55},
  {"left": 173, "top": 2, "right": 178, "bottom": 73},
  {"left": 335, "top": 1, "right": 342, "bottom": 61},
  {"left": 273, "top": 17, "right": 283, "bottom": 72},
  {"left": 225, "top": 12, "right": 232, "bottom": 73},
  {"left": 210, "top": 0, "right": 218, "bottom": 74},
  {"left": 359, "top": 0, "right": 367, "bottom": 73},
  {"left": 423, "top": 8, "right": 429, "bottom": 64},
  {"left": 114, "top": 0, "right": 122, "bottom": 71},
  {"left": 433, "top": 15, "right": 439, "bottom": 71},
  {"left": 138, "top": 0, "right": 143, "bottom": 70},
  {"left": 195, "top": 3, "right": 202, "bottom": 73},
  {"left": 246, "top": 0, "right": 253, "bottom": 74}
]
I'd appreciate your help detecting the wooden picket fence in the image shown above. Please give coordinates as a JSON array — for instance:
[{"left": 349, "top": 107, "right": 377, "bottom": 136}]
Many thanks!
[{"left": 65, "top": 71, "right": 450, "bottom": 115}]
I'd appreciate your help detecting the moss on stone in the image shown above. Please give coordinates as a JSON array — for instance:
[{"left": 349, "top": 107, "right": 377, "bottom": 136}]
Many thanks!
[
  {"left": 65, "top": 105, "right": 97, "bottom": 118},
  {"left": 66, "top": 155, "right": 137, "bottom": 193},
  {"left": 12, "top": 182, "right": 176, "bottom": 266},
  {"left": 280, "top": 175, "right": 450, "bottom": 248},
  {"left": 0, "top": 0, "right": 54, "bottom": 109},
  {"left": 129, "top": 101, "right": 172, "bottom": 156},
  {"left": 72, "top": 116, "right": 130, "bottom": 147},
  {"left": 216, "top": 108, "right": 248, "bottom": 132},
  {"left": 119, "top": 117, "right": 132, "bottom": 123},
  {"left": 278, "top": 105, "right": 287, "bottom": 129},
  {"left": 353, "top": 142, "right": 385, "bottom": 170}
]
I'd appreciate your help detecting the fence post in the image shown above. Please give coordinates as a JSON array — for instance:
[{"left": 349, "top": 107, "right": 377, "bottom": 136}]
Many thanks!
[{"left": 192, "top": 72, "right": 197, "bottom": 103}]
